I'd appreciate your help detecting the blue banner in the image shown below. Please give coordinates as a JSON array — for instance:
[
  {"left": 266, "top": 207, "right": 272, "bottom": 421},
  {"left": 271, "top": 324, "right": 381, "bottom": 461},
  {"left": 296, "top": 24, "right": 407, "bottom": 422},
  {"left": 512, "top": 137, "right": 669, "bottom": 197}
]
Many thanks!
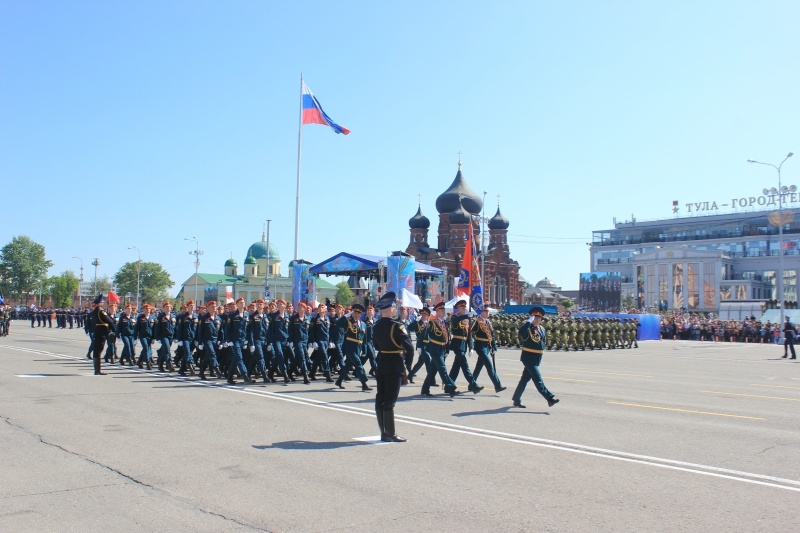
[
  {"left": 292, "top": 263, "right": 317, "bottom": 307},
  {"left": 387, "top": 255, "right": 415, "bottom": 296}
]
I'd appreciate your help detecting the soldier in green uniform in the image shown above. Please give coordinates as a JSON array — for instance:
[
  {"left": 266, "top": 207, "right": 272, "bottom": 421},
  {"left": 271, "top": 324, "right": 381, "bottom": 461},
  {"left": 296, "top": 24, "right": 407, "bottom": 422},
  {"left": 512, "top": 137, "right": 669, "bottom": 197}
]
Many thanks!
[{"left": 511, "top": 306, "right": 559, "bottom": 409}]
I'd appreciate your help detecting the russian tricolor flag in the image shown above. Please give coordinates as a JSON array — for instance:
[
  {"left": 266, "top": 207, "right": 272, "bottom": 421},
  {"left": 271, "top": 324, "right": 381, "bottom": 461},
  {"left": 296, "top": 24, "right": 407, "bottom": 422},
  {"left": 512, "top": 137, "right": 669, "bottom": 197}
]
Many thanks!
[{"left": 301, "top": 81, "right": 350, "bottom": 135}]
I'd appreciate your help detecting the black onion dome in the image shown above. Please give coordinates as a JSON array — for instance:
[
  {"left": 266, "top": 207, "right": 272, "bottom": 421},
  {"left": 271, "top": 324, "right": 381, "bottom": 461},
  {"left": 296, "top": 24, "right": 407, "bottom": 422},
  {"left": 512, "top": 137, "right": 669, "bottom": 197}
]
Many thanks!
[
  {"left": 435, "top": 167, "right": 483, "bottom": 215},
  {"left": 408, "top": 206, "right": 430, "bottom": 229},
  {"left": 488, "top": 207, "right": 509, "bottom": 230},
  {"left": 449, "top": 203, "right": 471, "bottom": 224}
]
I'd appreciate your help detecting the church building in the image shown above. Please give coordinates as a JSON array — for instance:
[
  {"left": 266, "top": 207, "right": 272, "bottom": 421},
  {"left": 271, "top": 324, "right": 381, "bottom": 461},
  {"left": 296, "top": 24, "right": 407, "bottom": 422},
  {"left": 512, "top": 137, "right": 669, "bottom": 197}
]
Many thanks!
[{"left": 405, "top": 163, "right": 522, "bottom": 306}]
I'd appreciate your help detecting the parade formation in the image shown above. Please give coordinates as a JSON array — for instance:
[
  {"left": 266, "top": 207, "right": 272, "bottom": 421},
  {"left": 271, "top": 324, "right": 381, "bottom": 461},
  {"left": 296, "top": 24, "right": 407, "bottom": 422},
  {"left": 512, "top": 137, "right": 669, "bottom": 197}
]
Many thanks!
[{"left": 2, "top": 292, "right": 650, "bottom": 443}]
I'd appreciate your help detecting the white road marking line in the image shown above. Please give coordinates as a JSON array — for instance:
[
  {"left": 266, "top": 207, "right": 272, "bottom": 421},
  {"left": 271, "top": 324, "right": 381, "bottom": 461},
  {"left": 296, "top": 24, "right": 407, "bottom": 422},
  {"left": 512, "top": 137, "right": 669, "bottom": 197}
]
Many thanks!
[{"left": 4, "top": 343, "right": 800, "bottom": 493}]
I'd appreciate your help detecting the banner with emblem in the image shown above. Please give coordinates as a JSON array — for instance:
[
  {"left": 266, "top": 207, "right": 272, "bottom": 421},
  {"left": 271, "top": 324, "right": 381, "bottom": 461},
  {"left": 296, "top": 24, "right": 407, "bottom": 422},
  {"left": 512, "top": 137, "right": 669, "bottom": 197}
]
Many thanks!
[
  {"left": 292, "top": 262, "right": 317, "bottom": 307},
  {"left": 386, "top": 255, "right": 415, "bottom": 297},
  {"left": 457, "top": 223, "right": 484, "bottom": 312}
]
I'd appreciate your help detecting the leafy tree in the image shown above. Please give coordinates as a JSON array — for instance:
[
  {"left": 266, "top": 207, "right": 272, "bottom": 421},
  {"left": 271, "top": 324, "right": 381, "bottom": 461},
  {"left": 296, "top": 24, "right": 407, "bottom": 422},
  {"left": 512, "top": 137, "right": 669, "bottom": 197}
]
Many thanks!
[
  {"left": 561, "top": 298, "right": 574, "bottom": 310},
  {"left": 92, "top": 275, "right": 113, "bottom": 296},
  {"left": 114, "top": 261, "right": 174, "bottom": 306},
  {"left": 0, "top": 236, "right": 53, "bottom": 303},
  {"left": 335, "top": 281, "right": 354, "bottom": 306},
  {"left": 50, "top": 270, "right": 80, "bottom": 308}
]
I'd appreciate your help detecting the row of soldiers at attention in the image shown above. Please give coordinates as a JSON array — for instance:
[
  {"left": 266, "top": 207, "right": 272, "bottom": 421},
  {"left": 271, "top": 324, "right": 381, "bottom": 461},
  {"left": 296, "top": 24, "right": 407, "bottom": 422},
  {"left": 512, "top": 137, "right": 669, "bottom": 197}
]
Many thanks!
[
  {"left": 491, "top": 315, "right": 640, "bottom": 351},
  {"left": 21, "top": 307, "right": 90, "bottom": 329}
]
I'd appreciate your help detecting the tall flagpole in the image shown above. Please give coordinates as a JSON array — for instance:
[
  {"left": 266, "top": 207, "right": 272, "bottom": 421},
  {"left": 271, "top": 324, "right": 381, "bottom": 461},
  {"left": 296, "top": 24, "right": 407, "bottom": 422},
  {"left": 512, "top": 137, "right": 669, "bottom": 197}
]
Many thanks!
[{"left": 294, "top": 73, "right": 303, "bottom": 262}]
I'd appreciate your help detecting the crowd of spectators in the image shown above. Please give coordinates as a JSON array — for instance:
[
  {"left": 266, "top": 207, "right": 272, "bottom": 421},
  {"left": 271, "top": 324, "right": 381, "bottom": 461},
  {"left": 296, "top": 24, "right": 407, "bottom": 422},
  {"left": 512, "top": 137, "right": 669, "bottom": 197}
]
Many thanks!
[{"left": 657, "top": 311, "right": 793, "bottom": 344}]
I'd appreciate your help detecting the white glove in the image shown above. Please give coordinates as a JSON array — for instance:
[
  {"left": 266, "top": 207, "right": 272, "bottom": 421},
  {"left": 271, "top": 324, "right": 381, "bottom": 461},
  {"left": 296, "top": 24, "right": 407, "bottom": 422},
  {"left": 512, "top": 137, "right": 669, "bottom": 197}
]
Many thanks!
[
  {"left": 329, "top": 342, "right": 335, "bottom": 349},
  {"left": 311, "top": 342, "right": 318, "bottom": 349},
  {"left": 218, "top": 343, "right": 223, "bottom": 350},
  {"left": 249, "top": 346, "right": 255, "bottom": 353},
  {"left": 198, "top": 344, "right": 204, "bottom": 350},
  {"left": 527, "top": 316, "right": 535, "bottom": 323},
  {"left": 468, "top": 349, "right": 474, "bottom": 357},
  {"left": 267, "top": 345, "right": 273, "bottom": 352}
]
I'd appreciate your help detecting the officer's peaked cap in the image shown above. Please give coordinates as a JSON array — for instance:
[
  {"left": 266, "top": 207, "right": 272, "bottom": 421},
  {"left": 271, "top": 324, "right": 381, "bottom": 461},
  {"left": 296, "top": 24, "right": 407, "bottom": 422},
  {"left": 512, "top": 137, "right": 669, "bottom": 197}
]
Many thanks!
[
  {"left": 93, "top": 294, "right": 105, "bottom": 305},
  {"left": 528, "top": 306, "right": 545, "bottom": 317},
  {"left": 375, "top": 292, "right": 396, "bottom": 310}
]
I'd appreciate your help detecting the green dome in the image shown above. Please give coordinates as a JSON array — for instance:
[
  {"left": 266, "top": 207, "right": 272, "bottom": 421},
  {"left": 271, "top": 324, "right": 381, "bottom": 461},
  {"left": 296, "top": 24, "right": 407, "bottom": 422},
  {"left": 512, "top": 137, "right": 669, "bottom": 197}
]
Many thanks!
[
  {"left": 224, "top": 258, "right": 238, "bottom": 267},
  {"left": 247, "top": 239, "right": 280, "bottom": 261},
  {"left": 244, "top": 254, "right": 257, "bottom": 265}
]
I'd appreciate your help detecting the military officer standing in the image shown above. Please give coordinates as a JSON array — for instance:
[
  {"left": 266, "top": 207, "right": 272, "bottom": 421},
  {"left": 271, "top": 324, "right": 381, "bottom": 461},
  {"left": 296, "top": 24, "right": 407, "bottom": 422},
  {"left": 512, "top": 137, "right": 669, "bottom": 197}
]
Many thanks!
[
  {"left": 308, "top": 304, "right": 334, "bottom": 382},
  {"left": 195, "top": 301, "right": 223, "bottom": 380},
  {"left": 511, "top": 306, "right": 559, "bottom": 409},
  {"left": 289, "top": 302, "right": 311, "bottom": 384},
  {"left": 372, "top": 292, "right": 412, "bottom": 442},
  {"left": 177, "top": 300, "right": 199, "bottom": 375},
  {"left": 90, "top": 295, "right": 117, "bottom": 375}
]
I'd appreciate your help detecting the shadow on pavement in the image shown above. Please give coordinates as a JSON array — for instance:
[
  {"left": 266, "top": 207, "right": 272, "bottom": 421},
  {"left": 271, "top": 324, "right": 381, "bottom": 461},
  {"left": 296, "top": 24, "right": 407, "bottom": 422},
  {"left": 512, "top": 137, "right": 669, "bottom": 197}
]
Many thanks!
[
  {"left": 253, "top": 440, "right": 372, "bottom": 451},
  {"left": 451, "top": 406, "right": 549, "bottom": 417}
]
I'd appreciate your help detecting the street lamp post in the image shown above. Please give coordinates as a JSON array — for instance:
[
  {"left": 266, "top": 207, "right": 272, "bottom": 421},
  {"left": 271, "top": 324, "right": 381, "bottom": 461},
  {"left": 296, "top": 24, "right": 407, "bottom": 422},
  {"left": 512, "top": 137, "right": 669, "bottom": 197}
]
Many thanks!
[
  {"left": 128, "top": 245, "right": 141, "bottom": 310},
  {"left": 73, "top": 256, "right": 84, "bottom": 307},
  {"left": 185, "top": 237, "right": 203, "bottom": 305},
  {"left": 265, "top": 219, "right": 272, "bottom": 301},
  {"left": 91, "top": 257, "right": 100, "bottom": 296},
  {"left": 748, "top": 152, "right": 794, "bottom": 325}
]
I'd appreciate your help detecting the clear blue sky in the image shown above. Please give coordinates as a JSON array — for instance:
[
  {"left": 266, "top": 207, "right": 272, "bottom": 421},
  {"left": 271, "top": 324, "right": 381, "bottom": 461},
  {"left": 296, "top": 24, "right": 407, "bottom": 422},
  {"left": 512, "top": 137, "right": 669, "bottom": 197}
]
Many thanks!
[{"left": 2, "top": 0, "right": 798, "bottom": 295}]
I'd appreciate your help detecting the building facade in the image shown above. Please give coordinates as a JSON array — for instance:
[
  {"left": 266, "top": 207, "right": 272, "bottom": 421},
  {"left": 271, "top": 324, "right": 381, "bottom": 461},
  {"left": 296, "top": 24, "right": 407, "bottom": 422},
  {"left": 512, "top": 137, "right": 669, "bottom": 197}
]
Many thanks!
[
  {"left": 178, "top": 232, "right": 337, "bottom": 305},
  {"left": 405, "top": 163, "right": 522, "bottom": 306},
  {"left": 589, "top": 203, "right": 800, "bottom": 313}
]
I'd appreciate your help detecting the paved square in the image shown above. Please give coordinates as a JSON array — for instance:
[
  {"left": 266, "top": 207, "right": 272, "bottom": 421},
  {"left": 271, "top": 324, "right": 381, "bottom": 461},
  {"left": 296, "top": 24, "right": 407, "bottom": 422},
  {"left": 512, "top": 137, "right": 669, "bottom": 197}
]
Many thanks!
[{"left": 1, "top": 328, "right": 799, "bottom": 532}]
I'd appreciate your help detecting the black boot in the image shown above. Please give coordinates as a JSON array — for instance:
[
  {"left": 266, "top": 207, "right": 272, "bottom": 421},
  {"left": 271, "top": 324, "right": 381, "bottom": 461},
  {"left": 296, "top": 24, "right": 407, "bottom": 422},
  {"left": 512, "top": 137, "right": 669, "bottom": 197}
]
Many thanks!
[
  {"left": 167, "top": 361, "right": 175, "bottom": 372},
  {"left": 262, "top": 370, "right": 269, "bottom": 383},
  {"left": 335, "top": 377, "right": 345, "bottom": 389},
  {"left": 324, "top": 371, "right": 334, "bottom": 383},
  {"left": 302, "top": 371, "right": 310, "bottom": 384},
  {"left": 381, "top": 410, "right": 406, "bottom": 442},
  {"left": 199, "top": 368, "right": 208, "bottom": 380},
  {"left": 361, "top": 382, "right": 372, "bottom": 392}
]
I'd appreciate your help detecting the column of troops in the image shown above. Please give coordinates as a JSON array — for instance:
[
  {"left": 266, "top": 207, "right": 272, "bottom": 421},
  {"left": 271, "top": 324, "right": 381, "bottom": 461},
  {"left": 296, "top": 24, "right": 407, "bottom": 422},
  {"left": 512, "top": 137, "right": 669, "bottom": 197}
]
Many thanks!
[
  {"left": 491, "top": 315, "right": 640, "bottom": 351},
  {"left": 32, "top": 296, "right": 642, "bottom": 409}
]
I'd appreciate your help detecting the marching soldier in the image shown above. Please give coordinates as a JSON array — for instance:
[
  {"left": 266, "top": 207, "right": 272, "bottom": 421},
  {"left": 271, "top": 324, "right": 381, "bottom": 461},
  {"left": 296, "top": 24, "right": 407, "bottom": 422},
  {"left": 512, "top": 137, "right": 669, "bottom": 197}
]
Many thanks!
[
  {"left": 289, "top": 302, "right": 311, "bottom": 384},
  {"left": 177, "top": 301, "right": 199, "bottom": 375},
  {"left": 117, "top": 303, "right": 137, "bottom": 366},
  {"left": 90, "top": 295, "right": 116, "bottom": 375},
  {"left": 134, "top": 304, "right": 157, "bottom": 370},
  {"left": 448, "top": 300, "right": 482, "bottom": 394},
  {"left": 420, "top": 302, "right": 459, "bottom": 397},
  {"left": 471, "top": 306, "right": 505, "bottom": 393},
  {"left": 511, "top": 306, "right": 559, "bottom": 409},
  {"left": 195, "top": 300, "right": 223, "bottom": 380},
  {"left": 154, "top": 302, "right": 176, "bottom": 372},
  {"left": 267, "top": 299, "right": 292, "bottom": 384},
  {"left": 308, "top": 303, "right": 334, "bottom": 383},
  {"left": 246, "top": 299, "right": 270, "bottom": 383},
  {"left": 103, "top": 302, "right": 119, "bottom": 363},
  {"left": 224, "top": 297, "right": 251, "bottom": 384},
  {"left": 372, "top": 292, "right": 413, "bottom": 442},
  {"left": 334, "top": 304, "right": 372, "bottom": 391}
]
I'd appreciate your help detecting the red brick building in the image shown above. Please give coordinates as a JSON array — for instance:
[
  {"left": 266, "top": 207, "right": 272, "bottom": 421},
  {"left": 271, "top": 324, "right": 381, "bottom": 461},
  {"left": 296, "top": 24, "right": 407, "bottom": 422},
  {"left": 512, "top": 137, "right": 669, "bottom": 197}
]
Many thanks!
[{"left": 405, "top": 163, "right": 522, "bottom": 307}]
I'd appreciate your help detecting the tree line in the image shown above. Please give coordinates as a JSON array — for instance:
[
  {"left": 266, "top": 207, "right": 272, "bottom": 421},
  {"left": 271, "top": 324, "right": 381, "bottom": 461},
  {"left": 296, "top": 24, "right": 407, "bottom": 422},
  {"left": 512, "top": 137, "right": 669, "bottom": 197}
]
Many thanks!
[{"left": 0, "top": 236, "right": 173, "bottom": 307}]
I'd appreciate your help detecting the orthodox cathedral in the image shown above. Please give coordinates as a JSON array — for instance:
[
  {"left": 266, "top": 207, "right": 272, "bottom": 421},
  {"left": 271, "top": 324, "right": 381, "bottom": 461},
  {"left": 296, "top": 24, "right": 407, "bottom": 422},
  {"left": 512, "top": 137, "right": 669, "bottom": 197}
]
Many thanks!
[{"left": 405, "top": 163, "right": 522, "bottom": 306}]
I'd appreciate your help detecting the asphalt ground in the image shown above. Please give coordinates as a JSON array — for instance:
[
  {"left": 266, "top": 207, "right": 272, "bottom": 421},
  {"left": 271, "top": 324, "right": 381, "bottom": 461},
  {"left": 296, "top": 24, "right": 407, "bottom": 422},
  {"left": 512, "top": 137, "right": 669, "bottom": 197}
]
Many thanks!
[{"left": 1, "top": 325, "right": 799, "bottom": 532}]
